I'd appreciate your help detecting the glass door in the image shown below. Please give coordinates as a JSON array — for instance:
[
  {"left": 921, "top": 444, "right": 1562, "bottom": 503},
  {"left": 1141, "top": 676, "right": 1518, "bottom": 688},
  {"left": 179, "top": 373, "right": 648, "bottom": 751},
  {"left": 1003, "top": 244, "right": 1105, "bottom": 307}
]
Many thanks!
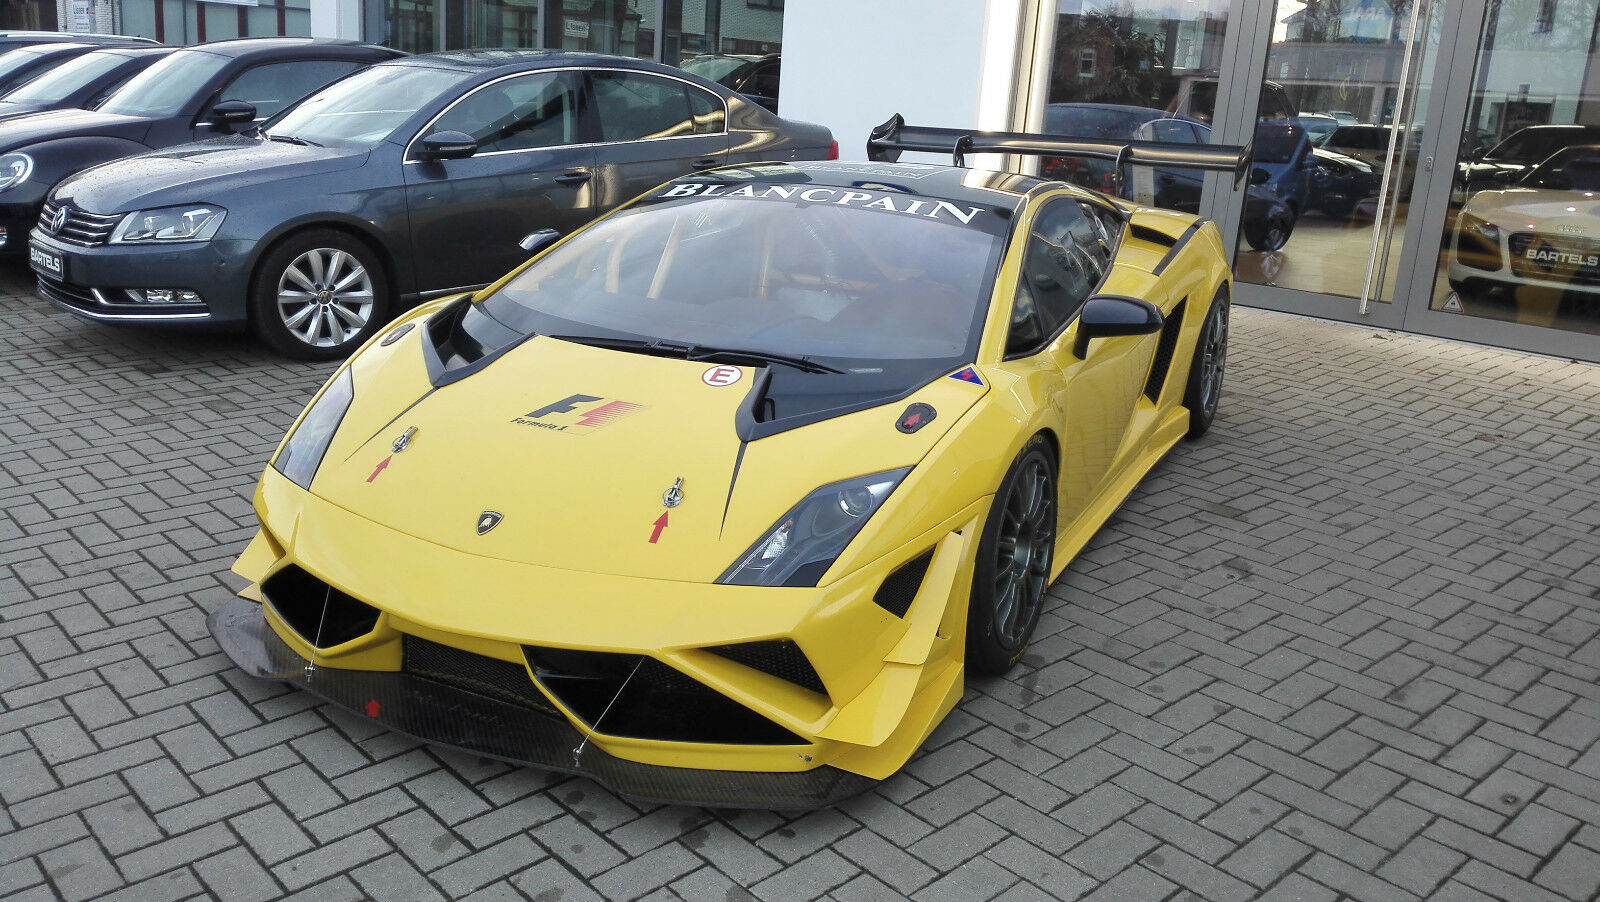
[
  {"left": 1404, "top": 0, "right": 1600, "bottom": 351},
  {"left": 1226, "top": 0, "right": 1444, "bottom": 327}
]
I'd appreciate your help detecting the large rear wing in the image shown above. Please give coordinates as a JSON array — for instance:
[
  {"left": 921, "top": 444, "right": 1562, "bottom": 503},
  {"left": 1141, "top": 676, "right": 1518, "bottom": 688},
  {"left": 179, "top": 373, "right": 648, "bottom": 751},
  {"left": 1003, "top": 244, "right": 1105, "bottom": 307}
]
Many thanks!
[{"left": 866, "top": 113, "right": 1254, "bottom": 191}]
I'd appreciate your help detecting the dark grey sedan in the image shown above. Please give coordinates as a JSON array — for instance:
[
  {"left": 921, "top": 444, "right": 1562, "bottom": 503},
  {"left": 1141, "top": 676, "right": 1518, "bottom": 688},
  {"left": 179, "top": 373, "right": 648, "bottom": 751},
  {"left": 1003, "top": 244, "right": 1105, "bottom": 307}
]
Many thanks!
[{"left": 30, "top": 49, "right": 835, "bottom": 359}]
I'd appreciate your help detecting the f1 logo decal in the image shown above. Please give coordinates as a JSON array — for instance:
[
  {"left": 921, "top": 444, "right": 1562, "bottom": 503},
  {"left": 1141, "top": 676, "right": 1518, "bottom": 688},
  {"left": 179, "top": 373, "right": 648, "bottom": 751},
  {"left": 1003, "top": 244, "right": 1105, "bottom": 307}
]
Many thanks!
[{"left": 512, "top": 393, "right": 646, "bottom": 434}]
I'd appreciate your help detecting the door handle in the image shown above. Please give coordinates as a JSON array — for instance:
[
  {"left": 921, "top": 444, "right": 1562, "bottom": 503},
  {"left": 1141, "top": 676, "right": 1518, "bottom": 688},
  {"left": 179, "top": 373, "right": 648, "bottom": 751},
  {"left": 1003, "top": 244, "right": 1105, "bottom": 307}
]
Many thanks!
[
  {"left": 691, "top": 157, "right": 720, "bottom": 170},
  {"left": 554, "top": 170, "right": 591, "bottom": 185}
]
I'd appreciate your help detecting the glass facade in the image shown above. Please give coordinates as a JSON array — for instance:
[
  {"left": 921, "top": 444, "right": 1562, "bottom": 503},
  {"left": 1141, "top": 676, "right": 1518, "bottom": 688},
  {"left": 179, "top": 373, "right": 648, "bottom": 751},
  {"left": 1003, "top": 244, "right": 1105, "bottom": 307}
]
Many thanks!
[
  {"left": 114, "top": 0, "right": 311, "bottom": 44},
  {"left": 1039, "top": 0, "right": 1600, "bottom": 359},
  {"left": 371, "top": 0, "right": 784, "bottom": 82}
]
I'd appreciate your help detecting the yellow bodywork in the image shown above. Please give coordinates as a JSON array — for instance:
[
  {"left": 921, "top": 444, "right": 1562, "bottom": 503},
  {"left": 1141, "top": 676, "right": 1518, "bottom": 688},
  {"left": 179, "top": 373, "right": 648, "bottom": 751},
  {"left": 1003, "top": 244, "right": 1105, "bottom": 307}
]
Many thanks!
[{"left": 231, "top": 184, "right": 1231, "bottom": 784}]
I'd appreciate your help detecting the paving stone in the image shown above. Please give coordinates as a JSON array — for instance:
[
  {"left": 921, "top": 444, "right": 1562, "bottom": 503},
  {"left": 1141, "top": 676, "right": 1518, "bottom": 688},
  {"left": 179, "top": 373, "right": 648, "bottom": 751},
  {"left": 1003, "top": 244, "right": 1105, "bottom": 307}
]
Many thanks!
[{"left": 3, "top": 283, "right": 1600, "bottom": 901}]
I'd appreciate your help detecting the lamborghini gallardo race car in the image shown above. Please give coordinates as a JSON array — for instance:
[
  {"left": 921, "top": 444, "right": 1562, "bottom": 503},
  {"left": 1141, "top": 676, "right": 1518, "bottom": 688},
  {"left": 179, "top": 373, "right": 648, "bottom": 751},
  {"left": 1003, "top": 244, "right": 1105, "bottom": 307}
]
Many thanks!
[{"left": 209, "top": 116, "right": 1243, "bottom": 808}]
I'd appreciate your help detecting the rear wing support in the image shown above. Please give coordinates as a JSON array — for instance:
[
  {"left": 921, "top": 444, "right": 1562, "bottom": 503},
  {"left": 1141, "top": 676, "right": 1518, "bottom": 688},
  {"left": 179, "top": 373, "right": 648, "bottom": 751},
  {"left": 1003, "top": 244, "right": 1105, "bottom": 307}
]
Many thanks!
[{"left": 867, "top": 113, "right": 1254, "bottom": 192}]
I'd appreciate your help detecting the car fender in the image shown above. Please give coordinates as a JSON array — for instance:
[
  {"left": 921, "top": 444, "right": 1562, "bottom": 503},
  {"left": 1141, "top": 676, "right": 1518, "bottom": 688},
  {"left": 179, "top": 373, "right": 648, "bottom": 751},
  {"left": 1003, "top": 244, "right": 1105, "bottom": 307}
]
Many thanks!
[{"left": 244, "top": 211, "right": 409, "bottom": 297}]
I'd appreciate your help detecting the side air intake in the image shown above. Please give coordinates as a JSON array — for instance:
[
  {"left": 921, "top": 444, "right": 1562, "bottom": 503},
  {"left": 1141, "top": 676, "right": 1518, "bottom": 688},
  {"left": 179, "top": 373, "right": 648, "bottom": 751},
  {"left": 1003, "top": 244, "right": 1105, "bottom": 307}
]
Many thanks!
[
  {"left": 874, "top": 550, "right": 934, "bottom": 618},
  {"left": 707, "top": 640, "right": 827, "bottom": 695},
  {"left": 260, "top": 565, "right": 380, "bottom": 649}
]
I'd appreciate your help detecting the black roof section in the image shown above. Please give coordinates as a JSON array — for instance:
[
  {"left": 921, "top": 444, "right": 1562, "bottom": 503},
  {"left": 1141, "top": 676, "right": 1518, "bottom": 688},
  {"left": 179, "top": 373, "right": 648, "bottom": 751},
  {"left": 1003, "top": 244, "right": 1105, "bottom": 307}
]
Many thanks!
[{"left": 181, "top": 38, "right": 402, "bottom": 59}]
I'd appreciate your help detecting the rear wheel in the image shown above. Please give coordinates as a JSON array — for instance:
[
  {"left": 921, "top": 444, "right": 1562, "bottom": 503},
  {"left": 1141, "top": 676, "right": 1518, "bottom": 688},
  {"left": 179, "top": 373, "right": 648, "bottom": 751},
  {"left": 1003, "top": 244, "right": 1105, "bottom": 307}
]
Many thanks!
[
  {"left": 250, "top": 229, "right": 389, "bottom": 361},
  {"left": 967, "top": 437, "right": 1056, "bottom": 677},
  {"left": 1183, "top": 287, "right": 1230, "bottom": 439}
]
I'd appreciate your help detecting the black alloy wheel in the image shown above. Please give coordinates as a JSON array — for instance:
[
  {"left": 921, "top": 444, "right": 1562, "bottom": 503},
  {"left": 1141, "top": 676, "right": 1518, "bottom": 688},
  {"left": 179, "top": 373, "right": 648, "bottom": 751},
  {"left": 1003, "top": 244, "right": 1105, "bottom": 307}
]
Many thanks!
[
  {"left": 967, "top": 436, "right": 1056, "bottom": 676},
  {"left": 1183, "top": 286, "right": 1230, "bottom": 439}
]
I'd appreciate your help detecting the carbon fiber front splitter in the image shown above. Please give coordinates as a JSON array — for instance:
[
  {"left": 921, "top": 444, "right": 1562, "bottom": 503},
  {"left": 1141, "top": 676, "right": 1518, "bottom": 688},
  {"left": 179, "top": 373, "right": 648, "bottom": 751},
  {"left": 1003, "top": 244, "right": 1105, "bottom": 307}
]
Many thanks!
[{"left": 207, "top": 597, "right": 876, "bottom": 809}]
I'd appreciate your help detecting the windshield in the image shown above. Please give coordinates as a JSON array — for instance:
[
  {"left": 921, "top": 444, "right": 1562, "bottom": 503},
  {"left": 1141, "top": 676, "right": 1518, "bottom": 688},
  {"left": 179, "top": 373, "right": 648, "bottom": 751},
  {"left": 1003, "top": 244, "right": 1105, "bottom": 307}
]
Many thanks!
[
  {"left": 0, "top": 47, "right": 49, "bottom": 85},
  {"left": 4, "top": 50, "right": 125, "bottom": 103},
  {"left": 678, "top": 55, "right": 750, "bottom": 83},
  {"left": 98, "top": 49, "right": 228, "bottom": 118},
  {"left": 266, "top": 64, "right": 468, "bottom": 148},
  {"left": 477, "top": 182, "right": 1008, "bottom": 365},
  {"left": 1521, "top": 148, "right": 1600, "bottom": 191}
]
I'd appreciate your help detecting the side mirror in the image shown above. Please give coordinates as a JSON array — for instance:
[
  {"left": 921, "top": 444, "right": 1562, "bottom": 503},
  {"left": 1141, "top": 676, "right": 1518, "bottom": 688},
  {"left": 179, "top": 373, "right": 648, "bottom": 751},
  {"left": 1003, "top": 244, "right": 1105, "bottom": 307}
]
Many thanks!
[
  {"left": 1073, "top": 295, "right": 1164, "bottom": 359},
  {"left": 207, "top": 99, "right": 256, "bottom": 127},
  {"left": 416, "top": 130, "right": 478, "bottom": 162},
  {"left": 1250, "top": 167, "right": 1271, "bottom": 185},
  {"left": 519, "top": 228, "right": 560, "bottom": 254}
]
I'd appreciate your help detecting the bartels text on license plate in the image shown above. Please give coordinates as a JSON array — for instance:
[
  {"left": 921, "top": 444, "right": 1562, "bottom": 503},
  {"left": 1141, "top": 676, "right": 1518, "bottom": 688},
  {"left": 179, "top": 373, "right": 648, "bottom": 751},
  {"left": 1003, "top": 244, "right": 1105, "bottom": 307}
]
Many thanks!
[{"left": 29, "top": 245, "right": 62, "bottom": 276}]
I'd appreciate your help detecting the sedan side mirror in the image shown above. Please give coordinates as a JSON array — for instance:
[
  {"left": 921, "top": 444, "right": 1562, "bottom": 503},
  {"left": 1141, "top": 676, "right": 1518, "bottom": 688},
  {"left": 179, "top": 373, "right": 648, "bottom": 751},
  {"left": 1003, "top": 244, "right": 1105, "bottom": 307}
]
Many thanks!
[
  {"left": 1073, "top": 295, "right": 1164, "bottom": 359},
  {"left": 519, "top": 228, "right": 560, "bottom": 253},
  {"left": 416, "top": 130, "right": 478, "bottom": 162},
  {"left": 207, "top": 99, "right": 257, "bottom": 127}
]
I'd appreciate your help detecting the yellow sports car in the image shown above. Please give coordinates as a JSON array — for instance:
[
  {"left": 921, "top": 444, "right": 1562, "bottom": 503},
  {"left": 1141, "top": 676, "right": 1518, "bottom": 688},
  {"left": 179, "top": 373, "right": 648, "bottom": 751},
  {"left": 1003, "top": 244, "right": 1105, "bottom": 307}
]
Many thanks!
[{"left": 210, "top": 117, "right": 1245, "bottom": 808}]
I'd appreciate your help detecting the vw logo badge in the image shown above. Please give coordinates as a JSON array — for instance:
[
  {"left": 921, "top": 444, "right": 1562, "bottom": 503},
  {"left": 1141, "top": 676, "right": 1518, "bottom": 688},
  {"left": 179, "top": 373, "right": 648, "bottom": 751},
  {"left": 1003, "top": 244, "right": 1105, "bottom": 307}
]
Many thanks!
[
  {"left": 48, "top": 205, "right": 68, "bottom": 235},
  {"left": 476, "top": 511, "right": 503, "bottom": 535}
]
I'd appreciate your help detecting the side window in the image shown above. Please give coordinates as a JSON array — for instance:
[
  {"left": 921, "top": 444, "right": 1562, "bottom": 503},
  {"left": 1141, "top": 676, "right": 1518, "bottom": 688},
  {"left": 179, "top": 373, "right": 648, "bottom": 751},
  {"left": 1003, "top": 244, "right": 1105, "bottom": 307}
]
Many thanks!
[
  {"left": 1149, "top": 119, "right": 1197, "bottom": 144},
  {"left": 215, "top": 59, "right": 362, "bottom": 119},
  {"left": 591, "top": 71, "right": 695, "bottom": 142},
  {"left": 1006, "top": 200, "right": 1115, "bottom": 357},
  {"left": 687, "top": 86, "right": 725, "bottom": 135},
  {"left": 428, "top": 72, "right": 579, "bottom": 154}
]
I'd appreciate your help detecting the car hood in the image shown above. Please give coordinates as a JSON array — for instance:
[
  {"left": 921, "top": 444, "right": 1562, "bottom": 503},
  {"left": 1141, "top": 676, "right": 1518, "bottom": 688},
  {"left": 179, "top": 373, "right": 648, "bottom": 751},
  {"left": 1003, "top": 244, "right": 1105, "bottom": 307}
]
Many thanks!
[
  {"left": 0, "top": 107, "right": 150, "bottom": 152},
  {"left": 0, "top": 99, "right": 49, "bottom": 121},
  {"left": 1463, "top": 188, "right": 1600, "bottom": 229},
  {"left": 55, "top": 136, "right": 371, "bottom": 214},
  {"left": 308, "top": 329, "right": 984, "bottom": 584}
]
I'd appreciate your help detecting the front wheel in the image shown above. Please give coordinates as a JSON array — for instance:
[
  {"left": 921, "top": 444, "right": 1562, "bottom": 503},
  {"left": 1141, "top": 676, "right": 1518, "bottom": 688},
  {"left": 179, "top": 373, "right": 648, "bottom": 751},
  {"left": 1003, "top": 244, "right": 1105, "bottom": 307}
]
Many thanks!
[
  {"left": 1243, "top": 209, "right": 1295, "bottom": 251},
  {"left": 250, "top": 230, "right": 390, "bottom": 361},
  {"left": 967, "top": 436, "right": 1057, "bottom": 677},
  {"left": 1182, "top": 287, "right": 1229, "bottom": 439}
]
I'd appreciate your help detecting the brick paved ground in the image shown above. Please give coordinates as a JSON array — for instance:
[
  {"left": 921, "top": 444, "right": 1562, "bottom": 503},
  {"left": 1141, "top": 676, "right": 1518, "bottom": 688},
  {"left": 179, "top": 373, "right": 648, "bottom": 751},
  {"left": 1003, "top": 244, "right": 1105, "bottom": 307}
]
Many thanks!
[{"left": 3, "top": 261, "right": 1600, "bottom": 902}]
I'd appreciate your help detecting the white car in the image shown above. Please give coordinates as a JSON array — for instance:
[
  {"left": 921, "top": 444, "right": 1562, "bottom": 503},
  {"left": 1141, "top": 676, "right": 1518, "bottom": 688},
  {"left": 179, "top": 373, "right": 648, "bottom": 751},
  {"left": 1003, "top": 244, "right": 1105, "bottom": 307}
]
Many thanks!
[{"left": 1449, "top": 145, "right": 1600, "bottom": 323}]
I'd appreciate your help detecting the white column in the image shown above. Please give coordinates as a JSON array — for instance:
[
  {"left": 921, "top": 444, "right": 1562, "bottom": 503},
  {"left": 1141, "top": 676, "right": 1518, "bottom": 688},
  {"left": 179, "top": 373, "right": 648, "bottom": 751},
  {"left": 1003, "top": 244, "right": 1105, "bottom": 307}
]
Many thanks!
[
  {"left": 310, "top": 0, "right": 365, "bottom": 41},
  {"left": 778, "top": 0, "right": 1037, "bottom": 161}
]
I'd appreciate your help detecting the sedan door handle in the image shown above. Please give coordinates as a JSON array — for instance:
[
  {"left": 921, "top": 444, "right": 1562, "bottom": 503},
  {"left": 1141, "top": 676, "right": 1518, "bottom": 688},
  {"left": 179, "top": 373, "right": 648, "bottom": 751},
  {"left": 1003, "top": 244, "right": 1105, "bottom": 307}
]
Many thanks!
[
  {"left": 692, "top": 157, "right": 720, "bottom": 170},
  {"left": 553, "top": 170, "right": 592, "bottom": 185}
]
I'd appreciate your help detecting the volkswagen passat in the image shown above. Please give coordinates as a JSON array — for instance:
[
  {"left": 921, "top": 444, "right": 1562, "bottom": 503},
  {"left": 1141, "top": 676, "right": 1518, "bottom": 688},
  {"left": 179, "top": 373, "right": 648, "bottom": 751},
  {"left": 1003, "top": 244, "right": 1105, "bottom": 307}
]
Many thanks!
[{"left": 30, "top": 49, "right": 835, "bottom": 359}]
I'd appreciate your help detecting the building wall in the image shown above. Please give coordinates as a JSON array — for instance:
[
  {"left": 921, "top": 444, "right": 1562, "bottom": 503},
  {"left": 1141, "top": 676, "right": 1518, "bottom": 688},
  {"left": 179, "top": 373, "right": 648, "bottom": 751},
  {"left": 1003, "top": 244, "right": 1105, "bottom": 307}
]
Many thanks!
[{"left": 779, "top": 0, "right": 1033, "bottom": 161}]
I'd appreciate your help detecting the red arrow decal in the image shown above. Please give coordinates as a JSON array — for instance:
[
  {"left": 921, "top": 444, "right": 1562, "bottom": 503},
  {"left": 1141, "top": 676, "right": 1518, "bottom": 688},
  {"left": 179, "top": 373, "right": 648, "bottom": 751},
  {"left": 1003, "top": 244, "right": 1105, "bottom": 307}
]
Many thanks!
[
  {"left": 649, "top": 511, "right": 669, "bottom": 544},
  {"left": 367, "top": 455, "right": 391, "bottom": 483},
  {"left": 365, "top": 699, "right": 380, "bottom": 717}
]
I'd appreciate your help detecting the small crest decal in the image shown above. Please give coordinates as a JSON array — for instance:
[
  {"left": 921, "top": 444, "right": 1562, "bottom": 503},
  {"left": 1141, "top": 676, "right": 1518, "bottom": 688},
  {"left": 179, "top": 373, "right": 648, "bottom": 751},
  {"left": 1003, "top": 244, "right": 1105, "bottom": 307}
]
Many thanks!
[
  {"left": 948, "top": 366, "right": 985, "bottom": 387},
  {"left": 476, "top": 511, "right": 503, "bottom": 535}
]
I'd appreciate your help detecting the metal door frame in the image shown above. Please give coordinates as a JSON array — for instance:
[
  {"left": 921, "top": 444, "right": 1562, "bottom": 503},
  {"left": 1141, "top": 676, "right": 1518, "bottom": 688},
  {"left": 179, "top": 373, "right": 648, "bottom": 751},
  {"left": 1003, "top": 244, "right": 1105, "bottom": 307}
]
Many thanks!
[{"left": 1211, "top": 0, "right": 1600, "bottom": 362}]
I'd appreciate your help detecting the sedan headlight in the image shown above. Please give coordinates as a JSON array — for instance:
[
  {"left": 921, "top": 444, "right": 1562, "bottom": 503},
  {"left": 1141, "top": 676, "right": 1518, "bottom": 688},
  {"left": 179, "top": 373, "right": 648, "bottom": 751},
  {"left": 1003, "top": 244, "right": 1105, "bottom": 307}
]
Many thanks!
[
  {"left": 0, "top": 153, "right": 31, "bottom": 192},
  {"left": 110, "top": 205, "right": 226, "bottom": 243},
  {"left": 719, "top": 468, "right": 910, "bottom": 587},
  {"left": 272, "top": 368, "right": 353, "bottom": 490}
]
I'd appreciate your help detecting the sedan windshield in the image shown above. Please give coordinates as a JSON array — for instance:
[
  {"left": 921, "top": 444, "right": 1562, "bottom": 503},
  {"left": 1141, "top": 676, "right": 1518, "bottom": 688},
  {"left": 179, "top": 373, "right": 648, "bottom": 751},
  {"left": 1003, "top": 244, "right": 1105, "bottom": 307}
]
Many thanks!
[
  {"left": 0, "top": 47, "right": 49, "bottom": 85},
  {"left": 266, "top": 64, "right": 470, "bottom": 148},
  {"left": 4, "top": 50, "right": 126, "bottom": 103},
  {"left": 477, "top": 182, "right": 1007, "bottom": 365},
  {"left": 98, "top": 49, "right": 229, "bottom": 118}
]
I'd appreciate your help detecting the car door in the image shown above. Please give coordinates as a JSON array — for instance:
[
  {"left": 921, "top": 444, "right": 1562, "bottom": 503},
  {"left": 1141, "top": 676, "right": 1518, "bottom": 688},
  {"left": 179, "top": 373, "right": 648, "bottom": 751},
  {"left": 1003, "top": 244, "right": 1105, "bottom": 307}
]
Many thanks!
[
  {"left": 586, "top": 69, "right": 729, "bottom": 216},
  {"left": 189, "top": 58, "right": 366, "bottom": 142},
  {"left": 403, "top": 70, "right": 595, "bottom": 293},
  {"left": 1008, "top": 198, "right": 1152, "bottom": 525}
]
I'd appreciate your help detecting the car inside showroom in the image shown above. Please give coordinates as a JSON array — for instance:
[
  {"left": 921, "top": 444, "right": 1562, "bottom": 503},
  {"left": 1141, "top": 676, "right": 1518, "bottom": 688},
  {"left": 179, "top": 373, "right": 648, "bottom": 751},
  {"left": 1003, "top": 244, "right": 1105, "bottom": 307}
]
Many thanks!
[{"left": 1, "top": 1, "right": 1597, "bottom": 901}]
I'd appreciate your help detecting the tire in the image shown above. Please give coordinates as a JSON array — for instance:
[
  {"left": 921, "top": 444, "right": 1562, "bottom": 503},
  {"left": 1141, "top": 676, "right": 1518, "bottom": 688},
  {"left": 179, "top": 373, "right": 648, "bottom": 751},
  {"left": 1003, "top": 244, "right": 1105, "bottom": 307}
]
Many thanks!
[
  {"left": 967, "top": 436, "right": 1056, "bottom": 677},
  {"left": 1182, "top": 286, "right": 1230, "bottom": 439},
  {"left": 250, "top": 229, "right": 390, "bottom": 361},
  {"left": 1243, "top": 208, "right": 1294, "bottom": 251}
]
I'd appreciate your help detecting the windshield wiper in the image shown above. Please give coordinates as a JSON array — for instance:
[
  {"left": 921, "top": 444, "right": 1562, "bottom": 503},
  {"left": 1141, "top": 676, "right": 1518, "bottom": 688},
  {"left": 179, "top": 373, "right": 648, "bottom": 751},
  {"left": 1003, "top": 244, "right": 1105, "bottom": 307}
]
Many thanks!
[
  {"left": 545, "top": 334, "right": 843, "bottom": 374},
  {"left": 267, "top": 133, "right": 322, "bottom": 147}
]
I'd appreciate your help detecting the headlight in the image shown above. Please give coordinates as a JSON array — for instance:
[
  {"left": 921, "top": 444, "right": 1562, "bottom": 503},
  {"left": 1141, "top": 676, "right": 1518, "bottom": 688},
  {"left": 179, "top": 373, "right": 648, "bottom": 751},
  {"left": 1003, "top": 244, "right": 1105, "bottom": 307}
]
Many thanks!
[
  {"left": 719, "top": 468, "right": 910, "bottom": 587},
  {"left": 0, "top": 153, "right": 31, "bottom": 192},
  {"left": 1464, "top": 213, "right": 1501, "bottom": 243},
  {"left": 272, "top": 368, "right": 353, "bottom": 490},
  {"left": 110, "top": 205, "right": 226, "bottom": 243}
]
